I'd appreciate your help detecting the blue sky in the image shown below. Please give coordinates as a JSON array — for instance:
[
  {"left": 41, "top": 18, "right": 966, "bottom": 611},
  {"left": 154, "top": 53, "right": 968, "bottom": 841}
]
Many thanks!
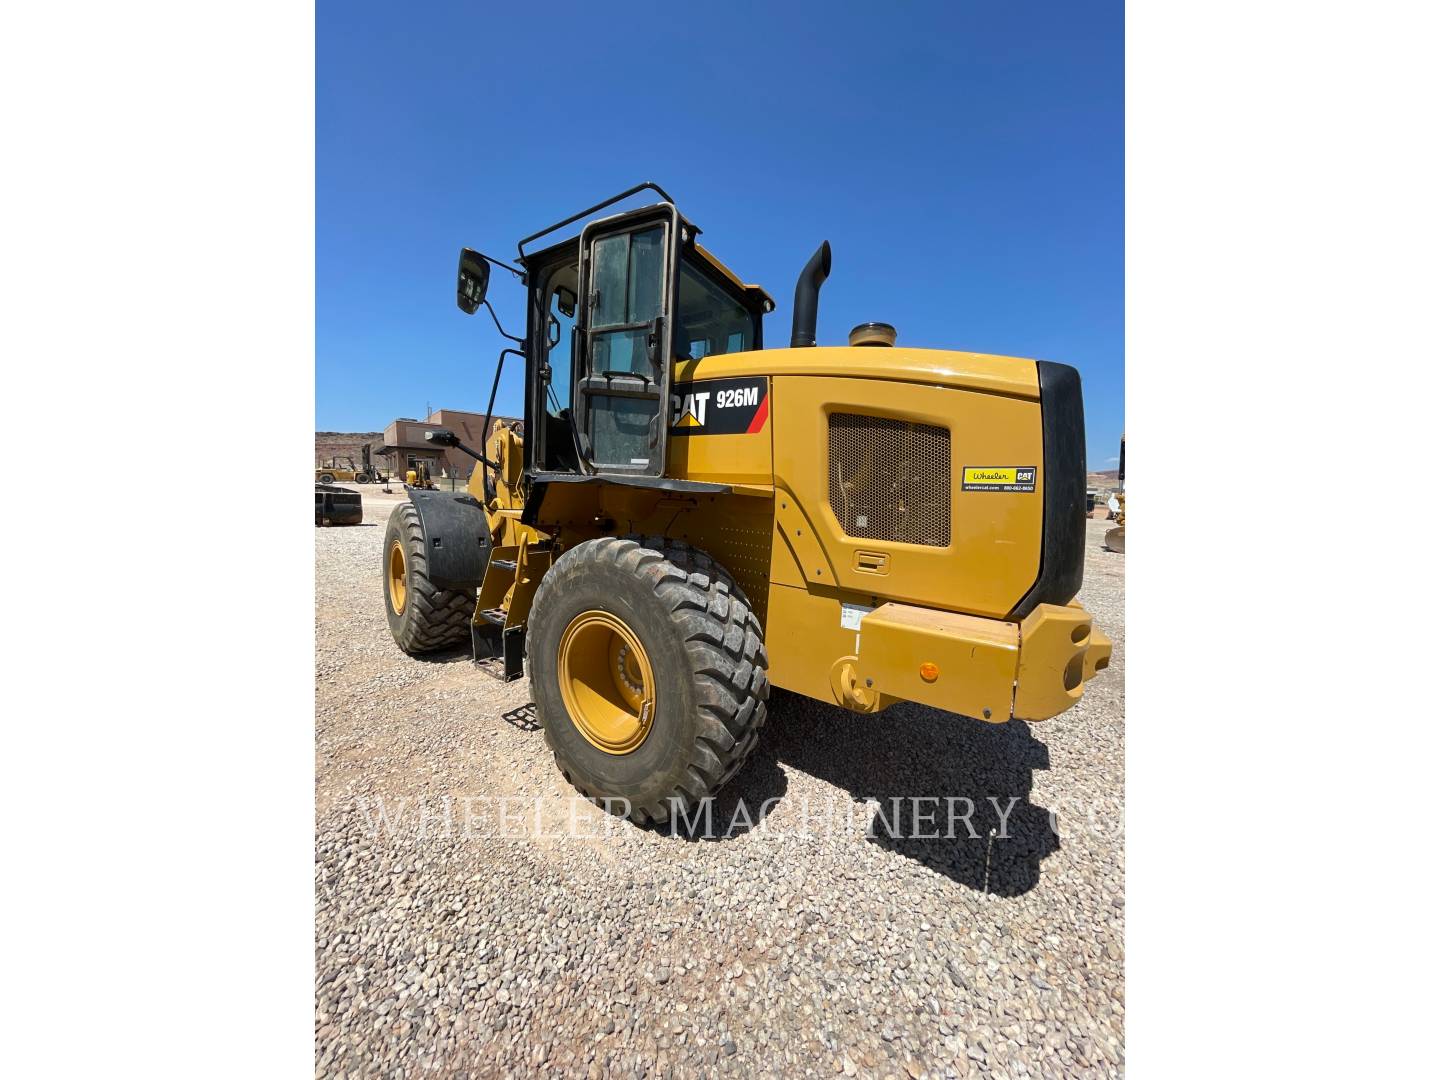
[{"left": 318, "top": 0, "right": 1123, "bottom": 468}]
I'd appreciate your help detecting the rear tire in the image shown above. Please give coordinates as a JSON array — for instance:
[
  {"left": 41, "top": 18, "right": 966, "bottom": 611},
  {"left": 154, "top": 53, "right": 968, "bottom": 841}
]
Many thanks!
[
  {"left": 318, "top": 472, "right": 336, "bottom": 485},
  {"left": 382, "top": 502, "right": 474, "bottom": 654},
  {"left": 528, "top": 536, "right": 769, "bottom": 825}
]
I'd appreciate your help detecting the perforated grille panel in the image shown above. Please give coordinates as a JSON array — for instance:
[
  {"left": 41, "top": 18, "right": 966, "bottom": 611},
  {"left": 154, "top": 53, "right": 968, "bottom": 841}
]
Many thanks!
[{"left": 828, "top": 413, "right": 951, "bottom": 547}]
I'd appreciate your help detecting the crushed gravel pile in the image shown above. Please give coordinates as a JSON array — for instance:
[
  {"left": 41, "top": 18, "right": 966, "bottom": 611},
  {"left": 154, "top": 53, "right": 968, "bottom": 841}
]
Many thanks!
[{"left": 316, "top": 497, "right": 1125, "bottom": 1078}]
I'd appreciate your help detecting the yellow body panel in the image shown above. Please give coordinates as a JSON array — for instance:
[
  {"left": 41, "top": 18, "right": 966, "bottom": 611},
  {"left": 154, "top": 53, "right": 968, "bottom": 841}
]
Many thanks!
[
  {"left": 518, "top": 343, "right": 1106, "bottom": 725},
  {"left": 676, "top": 346, "right": 1040, "bottom": 400},
  {"left": 770, "top": 374, "right": 1044, "bottom": 619},
  {"left": 773, "top": 490, "right": 836, "bottom": 589},
  {"left": 1012, "top": 603, "right": 1112, "bottom": 721},
  {"left": 763, "top": 589, "right": 1110, "bottom": 723},
  {"left": 857, "top": 603, "right": 1020, "bottom": 722},
  {"left": 765, "top": 582, "right": 888, "bottom": 708},
  {"left": 665, "top": 377, "right": 773, "bottom": 486}
]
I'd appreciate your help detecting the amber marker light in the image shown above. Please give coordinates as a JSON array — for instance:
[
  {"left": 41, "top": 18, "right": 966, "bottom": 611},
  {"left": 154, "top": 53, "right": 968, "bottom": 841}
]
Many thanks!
[{"left": 919, "top": 662, "right": 940, "bottom": 682}]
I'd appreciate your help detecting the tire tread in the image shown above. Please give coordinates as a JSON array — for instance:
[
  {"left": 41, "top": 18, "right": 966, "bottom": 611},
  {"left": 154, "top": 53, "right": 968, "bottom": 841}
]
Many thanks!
[
  {"left": 385, "top": 502, "right": 473, "bottom": 654},
  {"left": 530, "top": 535, "right": 768, "bottom": 824}
]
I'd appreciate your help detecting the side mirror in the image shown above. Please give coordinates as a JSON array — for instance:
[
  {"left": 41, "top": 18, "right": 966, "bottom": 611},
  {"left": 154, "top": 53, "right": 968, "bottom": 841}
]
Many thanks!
[
  {"left": 456, "top": 248, "right": 490, "bottom": 315},
  {"left": 556, "top": 285, "right": 577, "bottom": 319},
  {"left": 425, "top": 429, "right": 460, "bottom": 447}
]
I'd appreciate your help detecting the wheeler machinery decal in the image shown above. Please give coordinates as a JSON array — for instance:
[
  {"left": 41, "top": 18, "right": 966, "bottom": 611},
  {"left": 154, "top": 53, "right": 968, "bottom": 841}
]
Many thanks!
[{"left": 962, "top": 466, "right": 1037, "bottom": 492}]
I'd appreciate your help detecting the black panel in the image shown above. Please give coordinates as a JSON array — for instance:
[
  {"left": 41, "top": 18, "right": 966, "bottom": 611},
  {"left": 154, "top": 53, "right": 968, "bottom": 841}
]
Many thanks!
[
  {"left": 529, "top": 471, "right": 728, "bottom": 492},
  {"left": 1008, "top": 361, "right": 1086, "bottom": 619},
  {"left": 520, "top": 472, "right": 730, "bottom": 526},
  {"left": 406, "top": 489, "right": 493, "bottom": 591}
]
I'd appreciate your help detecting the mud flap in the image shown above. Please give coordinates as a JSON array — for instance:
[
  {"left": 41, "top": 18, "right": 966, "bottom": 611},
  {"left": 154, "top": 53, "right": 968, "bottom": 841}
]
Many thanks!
[{"left": 405, "top": 489, "right": 493, "bottom": 590}]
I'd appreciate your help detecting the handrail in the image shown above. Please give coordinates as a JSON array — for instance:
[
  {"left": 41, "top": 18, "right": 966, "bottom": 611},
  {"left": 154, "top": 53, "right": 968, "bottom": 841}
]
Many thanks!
[{"left": 516, "top": 181, "right": 675, "bottom": 260}]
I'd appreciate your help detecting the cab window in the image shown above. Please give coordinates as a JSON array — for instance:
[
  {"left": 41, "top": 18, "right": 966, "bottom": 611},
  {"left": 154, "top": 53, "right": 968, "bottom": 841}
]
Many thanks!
[
  {"left": 675, "top": 260, "right": 755, "bottom": 360},
  {"left": 543, "top": 269, "right": 577, "bottom": 422},
  {"left": 590, "top": 226, "right": 665, "bottom": 376},
  {"left": 539, "top": 264, "right": 580, "bottom": 471}
]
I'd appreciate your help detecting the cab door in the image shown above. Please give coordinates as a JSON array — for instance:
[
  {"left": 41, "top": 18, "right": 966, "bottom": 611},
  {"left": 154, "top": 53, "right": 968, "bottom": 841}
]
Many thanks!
[{"left": 575, "top": 205, "right": 679, "bottom": 476}]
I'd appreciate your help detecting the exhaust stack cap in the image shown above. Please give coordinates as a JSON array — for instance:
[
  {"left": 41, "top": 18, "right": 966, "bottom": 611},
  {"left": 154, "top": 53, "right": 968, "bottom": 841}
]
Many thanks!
[{"left": 849, "top": 322, "right": 897, "bottom": 347}]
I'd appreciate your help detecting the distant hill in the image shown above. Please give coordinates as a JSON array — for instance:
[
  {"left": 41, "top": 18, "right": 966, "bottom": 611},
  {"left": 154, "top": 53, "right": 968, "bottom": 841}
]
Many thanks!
[{"left": 316, "top": 432, "right": 383, "bottom": 467}]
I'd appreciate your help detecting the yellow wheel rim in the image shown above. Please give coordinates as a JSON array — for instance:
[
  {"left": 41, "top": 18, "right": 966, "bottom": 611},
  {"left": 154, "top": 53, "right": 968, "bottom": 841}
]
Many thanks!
[
  {"left": 557, "top": 610, "right": 655, "bottom": 755},
  {"left": 387, "top": 540, "right": 407, "bottom": 614}
]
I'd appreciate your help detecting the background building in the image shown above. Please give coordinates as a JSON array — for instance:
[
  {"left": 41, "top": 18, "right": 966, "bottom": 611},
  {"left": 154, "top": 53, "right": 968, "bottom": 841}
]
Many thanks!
[{"left": 380, "top": 409, "right": 521, "bottom": 480}]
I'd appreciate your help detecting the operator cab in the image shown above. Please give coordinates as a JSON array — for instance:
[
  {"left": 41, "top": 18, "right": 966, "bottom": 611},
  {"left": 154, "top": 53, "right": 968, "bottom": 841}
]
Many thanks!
[{"left": 517, "top": 196, "right": 773, "bottom": 479}]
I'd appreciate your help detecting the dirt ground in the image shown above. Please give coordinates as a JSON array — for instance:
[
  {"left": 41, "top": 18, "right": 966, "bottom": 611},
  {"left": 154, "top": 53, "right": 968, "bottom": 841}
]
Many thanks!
[{"left": 316, "top": 488, "right": 1125, "bottom": 1078}]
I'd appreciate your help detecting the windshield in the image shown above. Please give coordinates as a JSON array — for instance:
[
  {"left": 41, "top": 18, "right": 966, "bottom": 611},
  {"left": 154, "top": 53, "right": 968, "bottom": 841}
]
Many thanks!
[{"left": 675, "top": 259, "right": 756, "bottom": 360}]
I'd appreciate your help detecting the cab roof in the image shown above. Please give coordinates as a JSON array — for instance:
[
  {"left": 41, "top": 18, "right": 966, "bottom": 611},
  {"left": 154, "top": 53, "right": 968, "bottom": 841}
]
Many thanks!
[{"left": 513, "top": 183, "right": 773, "bottom": 312}]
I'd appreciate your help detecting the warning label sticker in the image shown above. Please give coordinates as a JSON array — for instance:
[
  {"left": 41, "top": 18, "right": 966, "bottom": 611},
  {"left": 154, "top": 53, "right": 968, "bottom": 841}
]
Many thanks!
[{"left": 962, "top": 466, "right": 1037, "bottom": 492}]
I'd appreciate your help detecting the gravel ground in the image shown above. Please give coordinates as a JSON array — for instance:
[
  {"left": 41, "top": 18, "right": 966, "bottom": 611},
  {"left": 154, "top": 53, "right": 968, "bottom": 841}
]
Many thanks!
[{"left": 316, "top": 492, "right": 1125, "bottom": 1078}]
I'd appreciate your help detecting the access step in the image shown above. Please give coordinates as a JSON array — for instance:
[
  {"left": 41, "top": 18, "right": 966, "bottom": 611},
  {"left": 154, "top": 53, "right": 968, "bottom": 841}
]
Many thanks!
[{"left": 471, "top": 617, "right": 525, "bottom": 682}]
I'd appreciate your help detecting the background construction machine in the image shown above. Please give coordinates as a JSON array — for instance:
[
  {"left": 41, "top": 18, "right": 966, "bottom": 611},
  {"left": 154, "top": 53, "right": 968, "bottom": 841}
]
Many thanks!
[
  {"left": 380, "top": 183, "right": 1111, "bottom": 825},
  {"left": 403, "top": 460, "right": 436, "bottom": 490},
  {"left": 317, "top": 444, "right": 385, "bottom": 485},
  {"left": 1104, "top": 435, "right": 1126, "bottom": 552}
]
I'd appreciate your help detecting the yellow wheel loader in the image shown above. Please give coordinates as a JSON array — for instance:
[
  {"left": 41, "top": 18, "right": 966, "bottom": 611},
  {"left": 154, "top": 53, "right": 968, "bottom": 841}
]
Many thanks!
[{"left": 381, "top": 183, "right": 1111, "bottom": 825}]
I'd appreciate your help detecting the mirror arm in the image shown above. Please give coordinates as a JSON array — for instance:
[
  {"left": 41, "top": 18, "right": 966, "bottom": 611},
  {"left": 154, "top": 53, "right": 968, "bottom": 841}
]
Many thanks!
[
  {"left": 425, "top": 429, "right": 497, "bottom": 469},
  {"left": 483, "top": 299, "right": 524, "bottom": 345},
  {"left": 471, "top": 347, "right": 525, "bottom": 500},
  {"left": 451, "top": 442, "right": 496, "bottom": 468},
  {"left": 477, "top": 252, "right": 525, "bottom": 280}
]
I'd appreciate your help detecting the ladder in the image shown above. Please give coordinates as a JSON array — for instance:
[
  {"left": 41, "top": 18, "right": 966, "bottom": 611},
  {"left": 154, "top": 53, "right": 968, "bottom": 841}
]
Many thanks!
[{"left": 471, "top": 535, "right": 552, "bottom": 681}]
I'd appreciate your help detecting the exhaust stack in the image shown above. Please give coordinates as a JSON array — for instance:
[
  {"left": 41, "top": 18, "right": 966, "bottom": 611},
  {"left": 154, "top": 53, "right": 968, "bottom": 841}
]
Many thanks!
[{"left": 789, "top": 241, "right": 832, "bottom": 348}]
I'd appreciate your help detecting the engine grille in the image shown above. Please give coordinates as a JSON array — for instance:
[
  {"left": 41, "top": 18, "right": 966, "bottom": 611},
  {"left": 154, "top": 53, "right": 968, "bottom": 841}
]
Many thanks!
[{"left": 828, "top": 413, "right": 951, "bottom": 547}]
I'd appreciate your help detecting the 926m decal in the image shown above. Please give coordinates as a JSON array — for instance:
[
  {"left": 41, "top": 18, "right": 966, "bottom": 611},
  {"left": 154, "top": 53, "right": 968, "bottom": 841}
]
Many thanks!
[{"left": 669, "top": 376, "right": 770, "bottom": 436}]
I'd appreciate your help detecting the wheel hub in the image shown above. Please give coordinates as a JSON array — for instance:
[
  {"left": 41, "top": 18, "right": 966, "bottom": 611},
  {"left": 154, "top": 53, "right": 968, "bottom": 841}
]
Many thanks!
[
  {"left": 614, "top": 641, "right": 645, "bottom": 698},
  {"left": 387, "top": 540, "right": 407, "bottom": 614},
  {"left": 557, "top": 610, "right": 655, "bottom": 755}
]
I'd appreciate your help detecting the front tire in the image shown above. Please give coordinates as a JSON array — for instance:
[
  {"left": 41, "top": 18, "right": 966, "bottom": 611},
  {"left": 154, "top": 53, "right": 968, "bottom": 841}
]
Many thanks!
[
  {"left": 382, "top": 502, "right": 474, "bottom": 654},
  {"left": 528, "top": 536, "right": 769, "bottom": 825}
]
